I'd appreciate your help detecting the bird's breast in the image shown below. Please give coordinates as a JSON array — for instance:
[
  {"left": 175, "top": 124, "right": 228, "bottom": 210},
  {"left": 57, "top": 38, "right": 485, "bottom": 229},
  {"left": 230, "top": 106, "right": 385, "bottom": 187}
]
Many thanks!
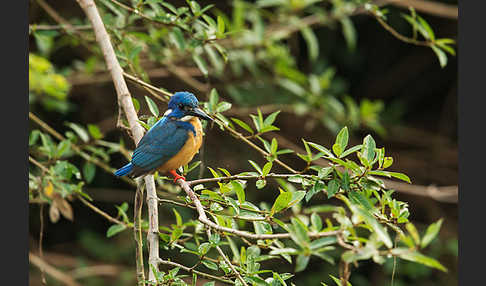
[{"left": 157, "top": 118, "right": 203, "bottom": 173}]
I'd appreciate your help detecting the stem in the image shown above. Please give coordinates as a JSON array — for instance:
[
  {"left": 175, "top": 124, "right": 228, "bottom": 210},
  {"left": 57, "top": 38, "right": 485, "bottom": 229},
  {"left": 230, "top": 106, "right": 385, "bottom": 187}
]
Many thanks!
[
  {"left": 75, "top": 0, "right": 161, "bottom": 282},
  {"left": 188, "top": 173, "right": 313, "bottom": 186},
  {"left": 134, "top": 185, "right": 146, "bottom": 286}
]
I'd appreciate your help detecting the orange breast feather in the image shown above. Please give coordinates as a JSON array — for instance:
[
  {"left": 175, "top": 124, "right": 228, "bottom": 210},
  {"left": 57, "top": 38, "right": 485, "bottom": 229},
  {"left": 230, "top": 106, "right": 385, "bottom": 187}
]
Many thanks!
[{"left": 158, "top": 117, "right": 203, "bottom": 173}]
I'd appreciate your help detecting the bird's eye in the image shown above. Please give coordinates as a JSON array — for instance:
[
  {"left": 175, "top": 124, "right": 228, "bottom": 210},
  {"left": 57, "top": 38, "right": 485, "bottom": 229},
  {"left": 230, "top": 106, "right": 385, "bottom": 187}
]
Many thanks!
[{"left": 178, "top": 104, "right": 184, "bottom": 110}]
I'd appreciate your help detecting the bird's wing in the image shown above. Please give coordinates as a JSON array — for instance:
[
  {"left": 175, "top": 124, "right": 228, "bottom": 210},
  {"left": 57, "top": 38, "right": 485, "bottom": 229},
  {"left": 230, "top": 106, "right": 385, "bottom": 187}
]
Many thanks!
[{"left": 131, "top": 119, "right": 189, "bottom": 174}]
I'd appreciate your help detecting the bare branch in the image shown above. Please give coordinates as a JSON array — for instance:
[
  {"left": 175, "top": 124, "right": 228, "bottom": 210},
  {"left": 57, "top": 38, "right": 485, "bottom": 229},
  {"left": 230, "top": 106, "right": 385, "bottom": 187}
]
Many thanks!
[
  {"left": 384, "top": 0, "right": 458, "bottom": 20},
  {"left": 29, "top": 252, "right": 82, "bottom": 286},
  {"left": 178, "top": 178, "right": 341, "bottom": 240},
  {"left": 134, "top": 185, "right": 146, "bottom": 286},
  {"left": 74, "top": 0, "right": 160, "bottom": 282},
  {"left": 188, "top": 173, "right": 314, "bottom": 186},
  {"left": 157, "top": 259, "right": 235, "bottom": 284}
]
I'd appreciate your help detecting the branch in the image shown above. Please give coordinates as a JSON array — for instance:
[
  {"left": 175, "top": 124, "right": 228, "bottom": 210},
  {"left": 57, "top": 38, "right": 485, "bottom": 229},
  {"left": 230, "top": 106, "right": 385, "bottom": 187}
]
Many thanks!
[
  {"left": 78, "top": 196, "right": 127, "bottom": 226},
  {"left": 157, "top": 259, "right": 235, "bottom": 284},
  {"left": 384, "top": 0, "right": 458, "bottom": 20},
  {"left": 29, "top": 252, "right": 82, "bottom": 286},
  {"left": 177, "top": 178, "right": 341, "bottom": 240},
  {"left": 74, "top": 1, "right": 160, "bottom": 282},
  {"left": 133, "top": 185, "right": 146, "bottom": 285},
  {"left": 188, "top": 173, "right": 314, "bottom": 186}
]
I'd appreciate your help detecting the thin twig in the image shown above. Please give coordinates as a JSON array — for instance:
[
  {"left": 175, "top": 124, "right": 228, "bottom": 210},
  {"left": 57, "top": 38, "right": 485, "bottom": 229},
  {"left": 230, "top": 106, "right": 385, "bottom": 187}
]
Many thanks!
[
  {"left": 372, "top": 12, "right": 431, "bottom": 47},
  {"left": 158, "top": 259, "right": 235, "bottom": 284},
  {"left": 123, "top": 71, "right": 171, "bottom": 100},
  {"left": 188, "top": 173, "right": 314, "bottom": 186},
  {"left": 29, "top": 252, "right": 82, "bottom": 286},
  {"left": 134, "top": 184, "right": 146, "bottom": 285},
  {"left": 29, "top": 156, "right": 50, "bottom": 173},
  {"left": 35, "top": 0, "right": 77, "bottom": 33},
  {"left": 39, "top": 203, "right": 46, "bottom": 285},
  {"left": 178, "top": 178, "right": 341, "bottom": 240},
  {"left": 384, "top": 0, "right": 458, "bottom": 19},
  {"left": 78, "top": 196, "right": 127, "bottom": 226}
]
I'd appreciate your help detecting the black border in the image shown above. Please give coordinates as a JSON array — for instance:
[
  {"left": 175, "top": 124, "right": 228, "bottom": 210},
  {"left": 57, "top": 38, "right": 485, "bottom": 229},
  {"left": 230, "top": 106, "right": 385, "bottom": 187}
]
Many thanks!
[
  {"left": 458, "top": 0, "right": 485, "bottom": 285},
  {"left": 2, "top": 0, "right": 29, "bottom": 284}
]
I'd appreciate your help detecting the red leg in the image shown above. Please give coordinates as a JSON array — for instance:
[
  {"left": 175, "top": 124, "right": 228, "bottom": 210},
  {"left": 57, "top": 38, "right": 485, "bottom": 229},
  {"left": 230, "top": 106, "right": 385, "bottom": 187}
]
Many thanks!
[{"left": 169, "top": 169, "right": 186, "bottom": 183}]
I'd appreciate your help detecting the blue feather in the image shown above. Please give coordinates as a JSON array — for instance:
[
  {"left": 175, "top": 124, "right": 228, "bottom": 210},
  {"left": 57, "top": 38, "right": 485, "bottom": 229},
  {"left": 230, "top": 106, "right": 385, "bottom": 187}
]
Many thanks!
[
  {"left": 114, "top": 92, "right": 203, "bottom": 178},
  {"left": 130, "top": 119, "right": 189, "bottom": 176},
  {"left": 114, "top": 162, "right": 133, "bottom": 176}
]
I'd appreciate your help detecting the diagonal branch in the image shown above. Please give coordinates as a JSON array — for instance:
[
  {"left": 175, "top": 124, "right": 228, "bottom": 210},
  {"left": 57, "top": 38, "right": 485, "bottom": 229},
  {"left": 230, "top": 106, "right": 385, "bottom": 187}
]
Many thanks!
[
  {"left": 177, "top": 178, "right": 341, "bottom": 240},
  {"left": 29, "top": 252, "right": 82, "bottom": 286},
  {"left": 74, "top": 0, "right": 160, "bottom": 283}
]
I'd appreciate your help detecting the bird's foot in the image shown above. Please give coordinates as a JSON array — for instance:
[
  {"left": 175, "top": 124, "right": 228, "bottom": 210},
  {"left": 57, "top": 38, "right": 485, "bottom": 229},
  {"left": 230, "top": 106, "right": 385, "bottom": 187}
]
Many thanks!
[{"left": 169, "top": 170, "right": 186, "bottom": 183}]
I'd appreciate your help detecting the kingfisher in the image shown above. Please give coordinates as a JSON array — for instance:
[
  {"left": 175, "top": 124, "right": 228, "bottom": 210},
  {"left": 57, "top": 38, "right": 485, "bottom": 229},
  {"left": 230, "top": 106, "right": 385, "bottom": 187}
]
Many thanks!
[{"left": 114, "top": 92, "right": 212, "bottom": 182}]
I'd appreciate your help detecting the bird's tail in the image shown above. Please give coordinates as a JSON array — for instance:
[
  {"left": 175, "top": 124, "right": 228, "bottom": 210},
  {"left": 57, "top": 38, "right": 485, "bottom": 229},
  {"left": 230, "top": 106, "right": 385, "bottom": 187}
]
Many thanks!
[{"left": 114, "top": 162, "right": 133, "bottom": 177}]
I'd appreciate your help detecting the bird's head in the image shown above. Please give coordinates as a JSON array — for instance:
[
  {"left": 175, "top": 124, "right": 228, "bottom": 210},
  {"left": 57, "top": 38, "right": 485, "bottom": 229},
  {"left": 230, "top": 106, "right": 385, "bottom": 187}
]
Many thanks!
[{"left": 165, "top": 92, "right": 213, "bottom": 122}]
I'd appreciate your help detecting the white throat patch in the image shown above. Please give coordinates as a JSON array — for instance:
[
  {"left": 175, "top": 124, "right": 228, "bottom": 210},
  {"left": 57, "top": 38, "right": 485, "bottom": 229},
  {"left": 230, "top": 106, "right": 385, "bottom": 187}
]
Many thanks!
[
  {"left": 180, "top": 115, "right": 194, "bottom": 122},
  {"left": 163, "top": 109, "right": 173, "bottom": 116}
]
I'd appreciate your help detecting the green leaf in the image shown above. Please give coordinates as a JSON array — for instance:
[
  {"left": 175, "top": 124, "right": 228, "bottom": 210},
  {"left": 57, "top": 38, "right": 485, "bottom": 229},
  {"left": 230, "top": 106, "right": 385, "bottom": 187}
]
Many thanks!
[
  {"left": 232, "top": 180, "right": 246, "bottom": 204},
  {"left": 288, "top": 191, "right": 306, "bottom": 209},
  {"left": 262, "top": 162, "right": 272, "bottom": 176},
  {"left": 332, "top": 143, "right": 342, "bottom": 157},
  {"left": 327, "top": 180, "right": 340, "bottom": 198},
  {"left": 340, "top": 144, "right": 362, "bottom": 158},
  {"left": 406, "top": 222, "right": 421, "bottom": 246},
  {"left": 391, "top": 248, "right": 447, "bottom": 272},
  {"left": 256, "top": 179, "right": 266, "bottom": 189},
  {"left": 106, "top": 224, "right": 126, "bottom": 237},
  {"left": 340, "top": 17, "right": 357, "bottom": 51},
  {"left": 132, "top": 97, "right": 140, "bottom": 113},
  {"left": 361, "top": 135, "right": 376, "bottom": 166},
  {"left": 217, "top": 15, "right": 225, "bottom": 38},
  {"left": 173, "top": 208, "right": 183, "bottom": 226},
  {"left": 145, "top": 96, "right": 159, "bottom": 117},
  {"left": 231, "top": 118, "right": 254, "bottom": 134},
  {"left": 83, "top": 162, "right": 96, "bottom": 183},
  {"left": 55, "top": 140, "right": 71, "bottom": 158},
  {"left": 335, "top": 127, "right": 349, "bottom": 152},
  {"left": 193, "top": 54, "right": 209, "bottom": 77},
  {"left": 310, "top": 237, "right": 337, "bottom": 250},
  {"left": 383, "top": 157, "right": 393, "bottom": 169},
  {"left": 87, "top": 124, "right": 103, "bottom": 140},
  {"left": 421, "top": 218, "right": 443, "bottom": 248},
  {"left": 169, "top": 27, "right": 186, "bottom": 51},
  {"left": 128, "top": 46, "right": 142, "bottom": 61},
  {"left": 417, "top": 15, "right": 435, "bottom": 41},
  {"left": 350, "top": 204, "right": 393, "bottom": 248},
  {"left": 349, "top": 191, "right": 373, "bottom": 211},
  {"left": 290, "top": 217, "right": 310, "bottom": 245},
  {"left": 248, "top": 160, "right": 262, "bottom": 174},
  {"left": 271, "top": 191, "right": 293, "bottom": 215},
  {"left": 202, "top": 260, "right": 219, "bottom": 271},
  {"left": 264, "top": 110, "right": 281, "bottom": 126},
  {"left": 307, "top": 142, "right": 335, "bottom": 158},
  {"left": 198, "top": 242, "right": 211, "bottom": 255},
  {"left": 295, "top": 254, "right": 310, "bottom": 272},
  {"left": 216, "top": 101, "right": 232, "bottom": 113},
  {"left": 311, "top": 212, "right": 322, "bottom": 232},
  {"left": 431, "top": 45, "right": 447, "bottom": 68},
  {"left": 301, "top": 26, "right": 319, "bottom": 61},
  {"left": 65, "top": 122, "right": 89, "bottom": 143},
  {"left": 29, "top": 130, "right": 41, "bottom": 146}
]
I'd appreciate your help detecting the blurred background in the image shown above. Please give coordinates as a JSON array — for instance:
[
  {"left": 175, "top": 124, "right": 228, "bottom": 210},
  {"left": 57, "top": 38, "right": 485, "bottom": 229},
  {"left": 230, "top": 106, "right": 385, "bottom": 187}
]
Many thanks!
[{"left": 29, "top": 0, "right": 458, "bottom": 285}]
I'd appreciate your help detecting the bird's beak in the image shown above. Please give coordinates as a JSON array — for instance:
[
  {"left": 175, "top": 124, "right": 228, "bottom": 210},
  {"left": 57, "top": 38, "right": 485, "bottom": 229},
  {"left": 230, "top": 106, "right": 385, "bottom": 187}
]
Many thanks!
[{"left": 189, "top": 107, "right": 213, "bottom": 121}]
